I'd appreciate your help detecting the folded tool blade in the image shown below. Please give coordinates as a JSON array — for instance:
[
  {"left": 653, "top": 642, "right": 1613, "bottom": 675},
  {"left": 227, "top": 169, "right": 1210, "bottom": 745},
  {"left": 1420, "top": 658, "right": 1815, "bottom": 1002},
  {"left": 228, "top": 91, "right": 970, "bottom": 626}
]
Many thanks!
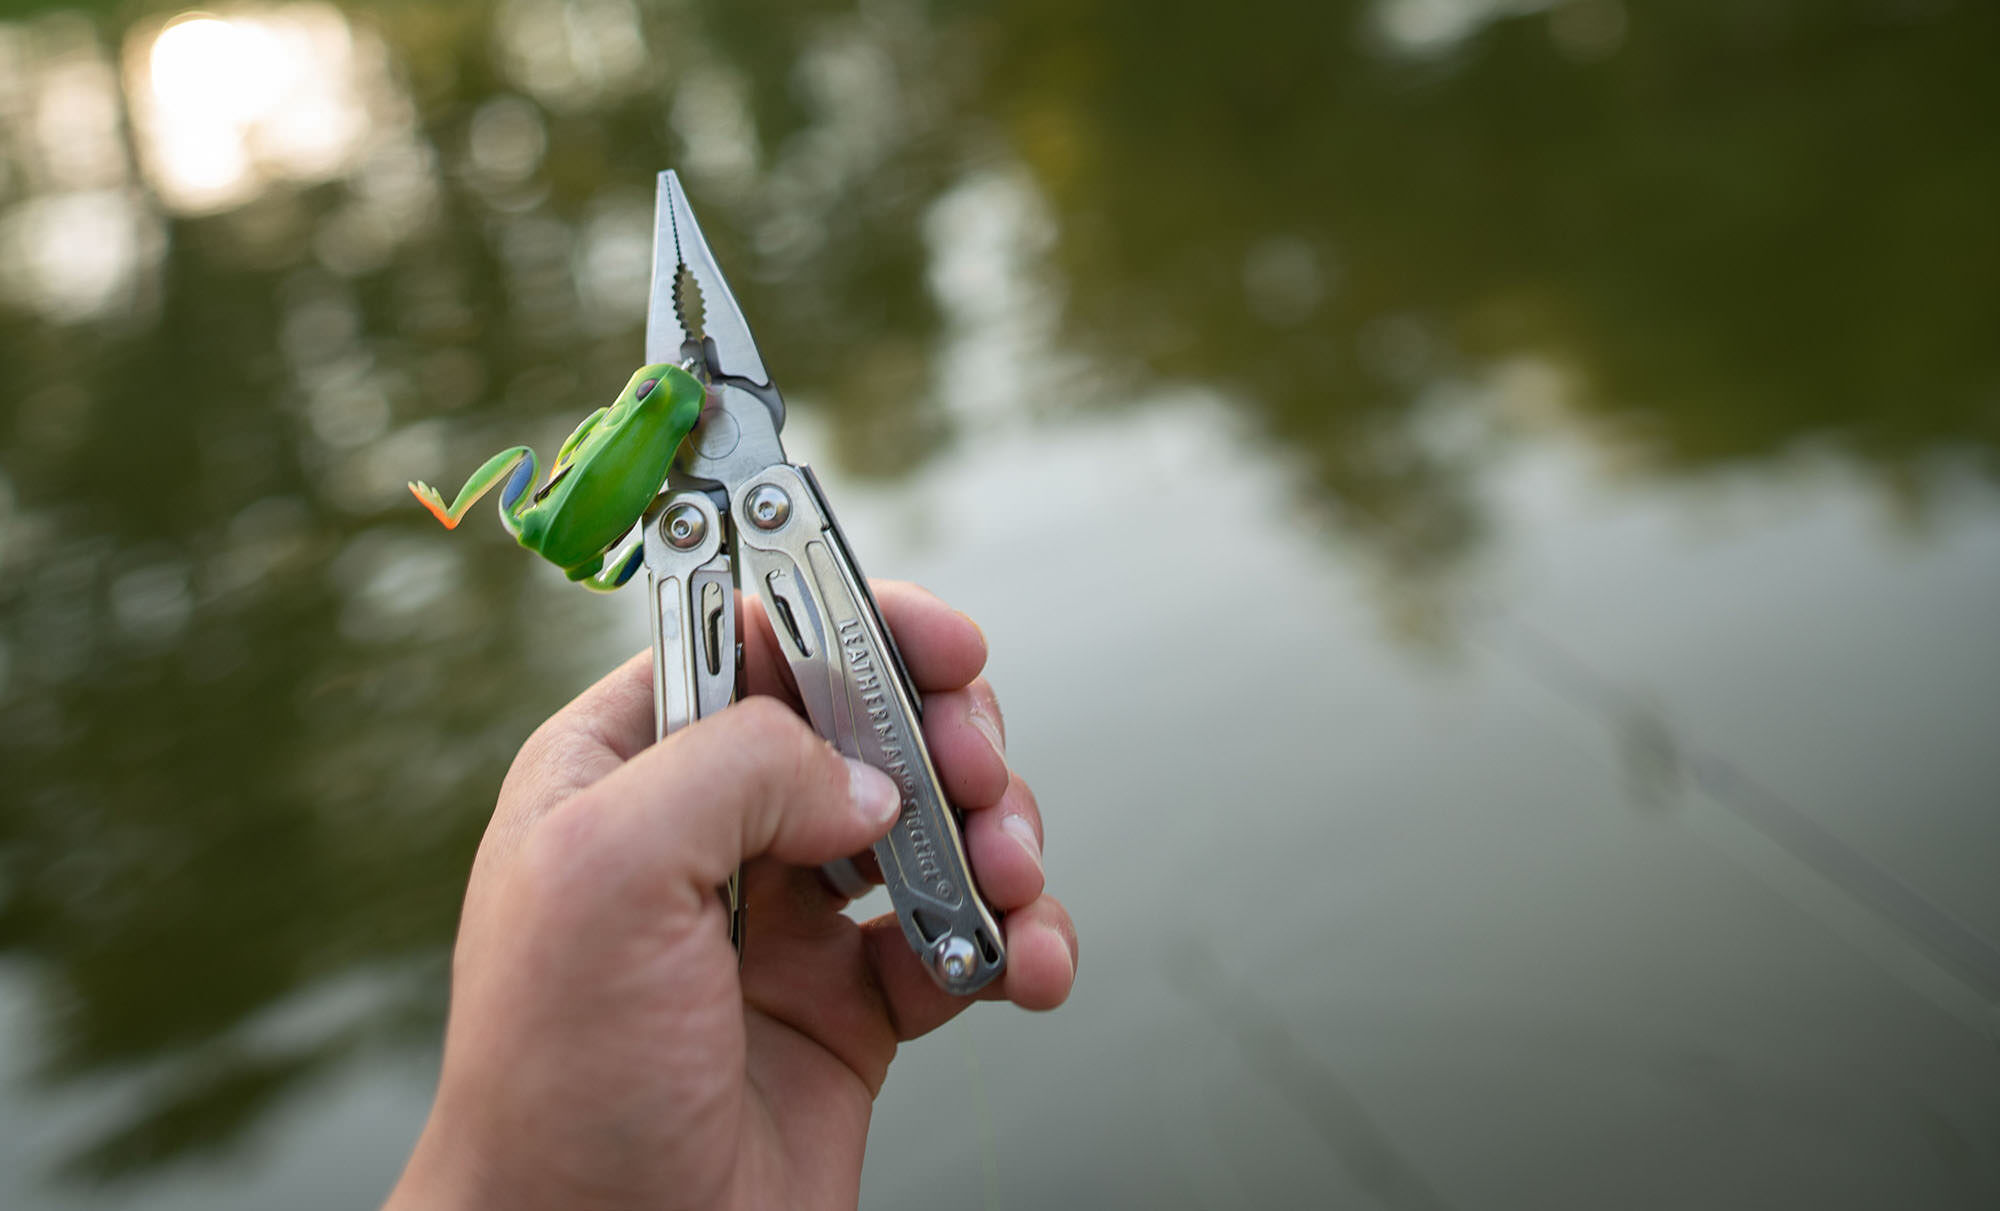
[{"left": 646, "top": 171, "right": 771, "bottom": 390}]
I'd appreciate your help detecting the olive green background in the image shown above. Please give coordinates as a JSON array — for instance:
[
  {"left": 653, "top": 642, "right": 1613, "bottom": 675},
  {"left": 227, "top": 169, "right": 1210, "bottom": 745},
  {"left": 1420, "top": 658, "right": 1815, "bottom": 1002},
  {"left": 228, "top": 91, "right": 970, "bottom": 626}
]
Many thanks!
[{"left": 0, "top": 1, "right": 1995, "bottom": 1207}]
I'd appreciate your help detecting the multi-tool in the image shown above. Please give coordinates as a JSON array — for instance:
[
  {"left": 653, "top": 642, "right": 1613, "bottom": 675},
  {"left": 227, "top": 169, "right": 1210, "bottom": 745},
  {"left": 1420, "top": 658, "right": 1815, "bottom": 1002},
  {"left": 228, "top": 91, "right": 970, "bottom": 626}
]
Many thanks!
[{"left": 641, "top": 171, "right": 1005, "bottom": 996}]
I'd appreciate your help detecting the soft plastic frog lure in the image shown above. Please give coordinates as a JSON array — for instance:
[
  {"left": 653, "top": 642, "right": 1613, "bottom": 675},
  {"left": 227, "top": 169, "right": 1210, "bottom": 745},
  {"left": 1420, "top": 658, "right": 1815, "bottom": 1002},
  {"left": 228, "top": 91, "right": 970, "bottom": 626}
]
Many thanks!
[{"left": 408, "top": 363, "right": 705, "bottom": 591}]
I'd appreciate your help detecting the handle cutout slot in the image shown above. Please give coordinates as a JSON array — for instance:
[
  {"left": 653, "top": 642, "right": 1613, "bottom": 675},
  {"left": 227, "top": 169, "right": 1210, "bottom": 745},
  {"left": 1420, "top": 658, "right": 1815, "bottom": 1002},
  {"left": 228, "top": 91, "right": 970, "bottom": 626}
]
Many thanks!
[
  {"left": 700, "top": 581, "right": 725, "bottom": 676},
  {"left": 764, "top": 570, "right": 814, "bottom": 658},
  {"left": 910, "top": 908, "right": 948, "bottom": 944}
]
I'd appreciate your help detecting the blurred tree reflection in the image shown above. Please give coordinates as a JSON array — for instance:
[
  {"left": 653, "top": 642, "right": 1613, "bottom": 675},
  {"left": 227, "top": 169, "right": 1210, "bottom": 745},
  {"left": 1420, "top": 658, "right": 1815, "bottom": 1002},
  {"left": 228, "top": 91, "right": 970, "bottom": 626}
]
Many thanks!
[
  {"left": 0, "top": 0, "right": 1992, "bottom": 1183},
  {"left": 990, "top": 0, "right": 1999, "bottom": 606}
]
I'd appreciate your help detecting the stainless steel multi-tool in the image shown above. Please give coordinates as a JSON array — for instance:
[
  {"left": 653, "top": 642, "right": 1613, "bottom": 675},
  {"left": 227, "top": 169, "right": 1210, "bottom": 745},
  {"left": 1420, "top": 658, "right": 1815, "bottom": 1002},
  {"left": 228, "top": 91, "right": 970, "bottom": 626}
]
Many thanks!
[{"left": 639, "top": 171, "right": 1005, "bottom": 996}]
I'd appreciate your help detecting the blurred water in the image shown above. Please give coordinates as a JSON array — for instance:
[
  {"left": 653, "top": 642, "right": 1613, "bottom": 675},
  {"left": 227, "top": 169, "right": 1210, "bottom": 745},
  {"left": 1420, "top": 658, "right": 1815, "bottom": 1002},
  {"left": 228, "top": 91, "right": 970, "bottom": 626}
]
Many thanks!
[{"left": 0, "top": 1, "right": 1995, "bottom": 1207}]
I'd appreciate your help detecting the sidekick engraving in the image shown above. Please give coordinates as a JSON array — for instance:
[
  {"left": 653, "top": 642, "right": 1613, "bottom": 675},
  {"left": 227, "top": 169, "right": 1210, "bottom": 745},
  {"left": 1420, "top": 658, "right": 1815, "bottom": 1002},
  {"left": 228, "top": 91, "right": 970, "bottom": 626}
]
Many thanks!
[{"left": 837, "top": 615, "right": 950, "bottom": 899}]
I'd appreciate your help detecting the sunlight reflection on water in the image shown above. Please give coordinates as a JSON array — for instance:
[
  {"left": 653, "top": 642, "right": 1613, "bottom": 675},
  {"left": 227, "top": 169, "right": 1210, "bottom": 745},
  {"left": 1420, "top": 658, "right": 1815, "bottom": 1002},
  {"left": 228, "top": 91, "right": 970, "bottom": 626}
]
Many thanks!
[{"left": 132, "top": 9, "right": 376, "bottom": 213}]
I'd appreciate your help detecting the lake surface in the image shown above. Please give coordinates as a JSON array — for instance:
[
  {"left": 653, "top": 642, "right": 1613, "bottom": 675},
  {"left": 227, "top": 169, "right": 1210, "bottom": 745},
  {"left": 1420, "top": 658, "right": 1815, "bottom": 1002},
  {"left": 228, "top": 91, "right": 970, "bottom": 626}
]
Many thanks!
[{"left": 0, "top": 1, "right": 1995, "bottom": 1207}]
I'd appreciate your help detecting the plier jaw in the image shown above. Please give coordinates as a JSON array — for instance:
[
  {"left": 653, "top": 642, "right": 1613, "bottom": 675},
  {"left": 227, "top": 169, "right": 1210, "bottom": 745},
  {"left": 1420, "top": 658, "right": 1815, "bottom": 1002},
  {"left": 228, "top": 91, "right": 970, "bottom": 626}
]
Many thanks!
[
  {"left": 639, "top": 170, "right": 1008, "bottom": 996},
  {"left": 647, "top": 170, "right": 771, "bottom": 391},
  {"left": 646, "top": 171, "right": 786, "bottom": 490}
]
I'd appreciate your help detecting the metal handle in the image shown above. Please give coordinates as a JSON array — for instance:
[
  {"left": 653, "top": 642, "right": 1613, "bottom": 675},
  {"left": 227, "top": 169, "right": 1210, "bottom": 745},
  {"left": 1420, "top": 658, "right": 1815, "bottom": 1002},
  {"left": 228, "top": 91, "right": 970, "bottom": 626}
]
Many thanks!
[
  {"left": 730, "top": 464, "right": 1007, "bottom": 995},
  {"left": 643, "top": 488, "right": 743, "bottom": 946}
]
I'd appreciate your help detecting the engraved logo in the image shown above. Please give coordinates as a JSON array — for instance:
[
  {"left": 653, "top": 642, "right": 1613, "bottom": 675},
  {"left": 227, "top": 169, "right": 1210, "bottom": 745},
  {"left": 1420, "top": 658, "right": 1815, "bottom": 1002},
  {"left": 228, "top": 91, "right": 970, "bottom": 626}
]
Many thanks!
[{"left": 840, "top": 618, "right": 945, "bottom": 894}]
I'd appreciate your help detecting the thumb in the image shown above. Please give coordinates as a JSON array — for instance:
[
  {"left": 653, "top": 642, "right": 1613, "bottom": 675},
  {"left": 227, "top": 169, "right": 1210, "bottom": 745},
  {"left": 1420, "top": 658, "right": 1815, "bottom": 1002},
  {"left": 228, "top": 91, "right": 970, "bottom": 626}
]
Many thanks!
[{"left": 547, "top": 696, "right": 901, "bottom": 908}]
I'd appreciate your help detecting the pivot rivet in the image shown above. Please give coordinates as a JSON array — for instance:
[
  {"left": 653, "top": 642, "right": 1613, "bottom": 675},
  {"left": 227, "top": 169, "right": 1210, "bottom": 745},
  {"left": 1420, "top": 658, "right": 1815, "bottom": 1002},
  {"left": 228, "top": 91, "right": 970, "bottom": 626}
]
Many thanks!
[
  {"left": 662, "top": 501, "right": 706, "bottom": 549},
  {"left": 931, "top": 936, "right": 978, "bottom": 986},
  {"left": 747, "top": 484, "right": 792, "bottom": 530}
]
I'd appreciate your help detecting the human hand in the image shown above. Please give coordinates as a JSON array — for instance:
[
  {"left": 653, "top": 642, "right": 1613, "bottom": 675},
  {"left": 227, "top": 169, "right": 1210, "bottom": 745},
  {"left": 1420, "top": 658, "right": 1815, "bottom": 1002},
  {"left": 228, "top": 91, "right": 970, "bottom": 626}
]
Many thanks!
[{"left": 383, "top": 582, "right": 1076, "bottom": 1211}]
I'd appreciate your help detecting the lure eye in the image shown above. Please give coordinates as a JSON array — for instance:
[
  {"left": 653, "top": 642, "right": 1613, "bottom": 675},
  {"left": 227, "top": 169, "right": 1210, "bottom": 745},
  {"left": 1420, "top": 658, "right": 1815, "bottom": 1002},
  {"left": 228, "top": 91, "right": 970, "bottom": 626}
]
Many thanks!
[{"left": 637, "top": 377, "right": 660, "bottom": 399}]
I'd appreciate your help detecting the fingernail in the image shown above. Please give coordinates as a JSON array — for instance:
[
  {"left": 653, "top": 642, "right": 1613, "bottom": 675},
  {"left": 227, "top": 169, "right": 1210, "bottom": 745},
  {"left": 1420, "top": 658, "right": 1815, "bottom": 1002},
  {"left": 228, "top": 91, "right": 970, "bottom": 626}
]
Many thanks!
[
  {"left": 968, "top": 699, "right": 1005, "bottom": 760},
  {"left": 1001, "top": 814, "right": 1042, "bottom": 873},
  {"left": 1049, "top": 922, "right": 1076, "bottom": 984},
  {"left": 959, "top": 611, "right": 989, "bottom": 660},
  {"left": 847, "top": 759, "right": 901, "bottom": 827}
]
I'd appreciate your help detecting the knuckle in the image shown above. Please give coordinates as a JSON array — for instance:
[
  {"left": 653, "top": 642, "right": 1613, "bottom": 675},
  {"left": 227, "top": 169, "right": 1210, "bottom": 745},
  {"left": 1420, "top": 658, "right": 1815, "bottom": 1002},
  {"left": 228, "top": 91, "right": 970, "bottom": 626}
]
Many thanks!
[
  {"left": 1009, "top": 773, "right": 1041, "bottom": 824},
  {"left": 971, "top": 677, "right": 1004, "bottom": 728},
  {"left": 496, "top": 725, "right": 573, "bottom": 817},
  {"left": 507, "top": 717, "right": 560, "bottom": 778}
]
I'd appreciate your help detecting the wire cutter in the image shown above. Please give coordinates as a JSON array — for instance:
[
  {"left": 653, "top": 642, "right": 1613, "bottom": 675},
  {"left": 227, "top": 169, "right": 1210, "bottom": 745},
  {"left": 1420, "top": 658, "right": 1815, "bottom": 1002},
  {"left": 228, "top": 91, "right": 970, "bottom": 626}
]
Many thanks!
[{"left": 640, "top": 171, "right": 1006, "bottom": 996}]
